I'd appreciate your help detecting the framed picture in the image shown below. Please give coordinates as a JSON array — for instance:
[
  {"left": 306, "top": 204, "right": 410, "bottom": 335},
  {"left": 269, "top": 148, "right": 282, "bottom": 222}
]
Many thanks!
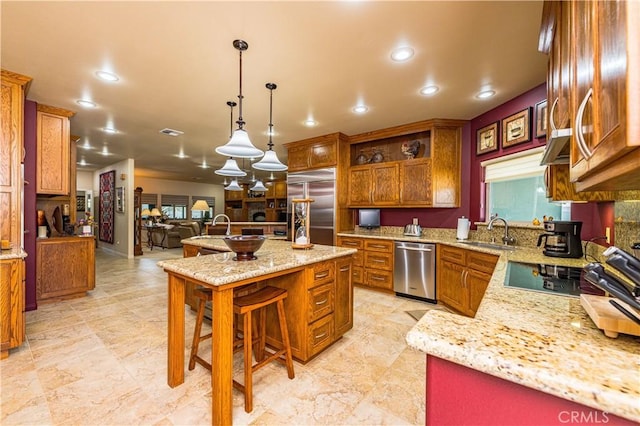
[
  {"left": 502, "top": 107, "right": 531, "bottom": 148},
  {"left": 534, "top": 100, "right": 548, "bottom": 138},
  {"left": 76, "top": 195, "right": 86, "bottom": 212},
  {"left": 476, "top": 122, "right": 499, "bottom": 155},
  {"left": 116, "top": 186, "right": 124, "bottom": 213}
]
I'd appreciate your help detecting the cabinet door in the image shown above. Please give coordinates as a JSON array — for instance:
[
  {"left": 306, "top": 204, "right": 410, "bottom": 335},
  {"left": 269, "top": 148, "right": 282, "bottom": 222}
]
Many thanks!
[
  {"left": 545, "top": 164, "right": 614, "bottom": 201},
  {"left": 371, "top": 163, "right": 400, "bottom": 206},
  {"left": 335, "top": 257, "right": 353, "bottom": 337},
  {"left": 348, "top": 167, "right": 372, "bottom": 206},
  {"left": 466, "top": 269, "right": 492, "bottom": 317},
  {"left": 274, "top": 181, "right": 287, "bottom": 198},
  {"left": 36, "top": 238, "right": 95, "bottom": 301},
  {"left": 365, "top": 269, "right": 393, "bottom": 291},
  {"left": 400, "top": 158, "right": 433, "bottom": 206},
  {"left": 287, "top": 145, "right": 310, "bottom": 172},
  {"left": 36, "top": 108, "right": 71, "bottom": 195},
  {"left": 437, "top": 260, "right": 466, "bottom": 313},
  {"left": 0, "top": 259, "right": 24, "bottom": 356},
  {"left": 548, "top": 0, "right": 572, "bottom": 132},
  {"left": 309, "top": 140, "right": 337, "bottom": 168}
]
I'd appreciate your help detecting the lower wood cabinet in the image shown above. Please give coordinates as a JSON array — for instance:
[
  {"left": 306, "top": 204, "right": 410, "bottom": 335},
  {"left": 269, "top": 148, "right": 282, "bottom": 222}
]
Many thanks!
[
  {"left": 337, "top": 236, "right": 394, "bottom": 292},
  {"left": 36, "top": 237, "right": 95, "bottom": 302},
  {"left": 437, "top": 245, "right": 498, "bottom": 317},
  {"left": 0, "top": 258, "right": 24, "bottom": 359}
]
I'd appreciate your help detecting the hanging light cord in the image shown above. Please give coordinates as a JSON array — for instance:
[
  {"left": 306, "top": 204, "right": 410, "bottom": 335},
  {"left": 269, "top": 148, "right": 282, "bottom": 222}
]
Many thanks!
[
  {"left": 227, "top": 101, "right": 236, "bottom": 139},
  {"left": 266, "top": 83, "right": 277, "bottom": 150},
  {"left": 236, "top": 45, "right": 245, "bottom": 130}
]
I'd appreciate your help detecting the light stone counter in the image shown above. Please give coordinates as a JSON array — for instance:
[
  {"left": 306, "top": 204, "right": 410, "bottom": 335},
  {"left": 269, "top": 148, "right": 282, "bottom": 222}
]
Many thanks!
[
  {"left": 0, "top": 247, "right": 27, "bottom": 260},
  {"left": 338, "top": 229, "right": 640, "bottom": 422},
  {"left": 158, "top": 239, "right": 356, "bottom": 286}
]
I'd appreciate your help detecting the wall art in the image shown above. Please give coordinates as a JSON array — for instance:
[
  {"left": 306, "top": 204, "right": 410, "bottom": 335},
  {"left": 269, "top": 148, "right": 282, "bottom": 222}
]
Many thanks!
[
  {"left": 476, "top": 122, "right": 499, "bottom": 155},
  {"left": 502, "top": 107, "right": 531, "bottom": 148},
  {"left": 99, "top": 170, "right": 115, "bottom": 243}
]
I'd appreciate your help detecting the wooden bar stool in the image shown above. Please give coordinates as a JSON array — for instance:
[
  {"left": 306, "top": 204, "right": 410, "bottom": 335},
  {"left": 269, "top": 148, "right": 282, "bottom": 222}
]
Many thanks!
[
  {"left": 188, "top": 285, "right": 295, "bottom": 413},
  {"left": 232, "top": 285, "right": 295, "bottom": 413}
]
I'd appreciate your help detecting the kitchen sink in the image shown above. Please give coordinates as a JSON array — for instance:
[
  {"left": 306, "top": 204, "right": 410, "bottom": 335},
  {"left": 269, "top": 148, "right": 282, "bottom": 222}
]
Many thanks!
[{"left": 459, "top": 241, "right": 517, "bottom": 251}]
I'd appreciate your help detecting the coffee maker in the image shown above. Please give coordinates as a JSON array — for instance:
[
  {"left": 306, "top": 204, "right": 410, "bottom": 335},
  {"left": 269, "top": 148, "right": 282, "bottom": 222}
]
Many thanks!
[{"left": 537, "top": 221, "right": 583, "bottom": 258}]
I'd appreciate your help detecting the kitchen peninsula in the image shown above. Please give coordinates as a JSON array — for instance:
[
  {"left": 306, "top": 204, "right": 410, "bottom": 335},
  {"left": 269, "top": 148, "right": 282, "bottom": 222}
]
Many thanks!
[{"left": 158, "top": 239, "right": 356, "bottom": 425}]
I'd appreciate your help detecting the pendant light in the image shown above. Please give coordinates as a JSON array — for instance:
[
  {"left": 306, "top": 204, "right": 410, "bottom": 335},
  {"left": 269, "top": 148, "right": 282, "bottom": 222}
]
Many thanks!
[
  {"left": 225, "top": 178, "right": 243, "bottom": 191},
  {"left": 215, "top": 101, "right": 246, "bottom": 177},
  {"left": 253, "top": 83, "right": 288, "bottom": 171},
  {"left": 215, "top": 40, "right": 264, "bottom": 159},
  {"left": 250, "top": 180, "right": 268, "bottom": 192}
]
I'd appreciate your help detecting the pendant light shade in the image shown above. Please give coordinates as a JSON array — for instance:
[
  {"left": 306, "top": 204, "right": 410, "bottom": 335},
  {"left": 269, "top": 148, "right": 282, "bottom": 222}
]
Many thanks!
[
  {"left": 225, "top": 179, "right": 243, "bottom": 191},
  {"left": 215, "top": 40, "right": 263, "bottom": 159},
  {"left": 215, "top": 158, "right": 246, "bottom": 176},
  {"left": 250, "top": 180, "right": 268, "bottom": 192},
  {"left": 253, "top": 82, "right": 288, "bottom": 171}
]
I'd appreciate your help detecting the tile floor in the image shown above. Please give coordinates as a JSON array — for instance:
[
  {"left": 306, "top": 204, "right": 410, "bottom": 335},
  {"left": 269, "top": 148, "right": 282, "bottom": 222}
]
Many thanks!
[{"left": 1, "top": 247, "right": 448, "bottom": 425}]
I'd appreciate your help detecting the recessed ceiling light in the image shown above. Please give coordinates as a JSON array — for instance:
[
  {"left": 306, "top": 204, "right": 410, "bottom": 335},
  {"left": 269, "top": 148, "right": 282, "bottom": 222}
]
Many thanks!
[
  {"left": 390, "top": 46, "right": 414, "bottom": 62},
  {"left": 476, "top": 90, "right": 496, "bottom": 99},
  {"left": 352, "top": 105, "right": 369, "bottom": 114},
  {"left": 96, "top": 71, "right": 119, "bottom": 82},
  {"left": 100, "top": 147, "right": 111, "bottom": 156},
  {"left": 76, "top": 99, "right": 97, "bottom": 108},
  {"left": 304, "top": 119, "right": 317, "bottom": 127},
  {"left": 174, "top": 153, "right": 189, "bottom": 159},
  {"left": 102, "top": 127, "right": 118, "bottom": 134},
  {"left": 419, "top": 85, "right": 439, "bottom": 96}
]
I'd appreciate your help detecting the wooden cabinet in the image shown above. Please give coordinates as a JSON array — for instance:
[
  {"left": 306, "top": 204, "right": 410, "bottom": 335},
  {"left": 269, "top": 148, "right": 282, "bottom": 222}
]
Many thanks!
[
  {"left": 337, "top": 236, "right": 394, "bottom": 292},
  {"left": 36, "top": 237, "right": 95, "bottom": 302},
  {"left": 1, "top": 70, "right": 31, "bottom": 248},
  {"left": 36, "top": 104, "right": 75, "bottom": 195},
  {"left": 0, "top": 258, "right": 25, "bottom": 359},
  {"left": 224, "top": 181, "right": 287, "bottom": 222},
  {"left": 540, "top": 0, "right": 640, "bottom": 191},
  {"left": 545, "top": 164, "right": 614, "bottom": 201},
  {"left": 285, "top": 133, "right": 342, "bottom": 172},
  {"left": 347, "top": 119, "right": 464, "bottom": 208},
  {"left": 265, "top": 257, "right": 353, "bottom": 362},
  {"left": 437, "top": 245, "right": 498, "bottom": 317}
]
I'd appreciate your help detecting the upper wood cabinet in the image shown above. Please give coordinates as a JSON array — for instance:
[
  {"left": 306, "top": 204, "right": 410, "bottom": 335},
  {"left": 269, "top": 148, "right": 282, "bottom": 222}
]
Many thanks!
[
  {"left": 1, "top": 70, "right": 31, "bottom": 247},
  {"left": 285, "top": 133, "right": 344, "bottom": 172},
  {"left": 347, "top": 119, "right": 465, "bottom": 208},
  {"left": 36, "top": 104, "right": 75, "bottom": 195},
  {"left": 540, "top": 0, "right": 640, "bottom": 191},
  {"left": 545, "top": 164, "right": 614, "bottom": 202}
]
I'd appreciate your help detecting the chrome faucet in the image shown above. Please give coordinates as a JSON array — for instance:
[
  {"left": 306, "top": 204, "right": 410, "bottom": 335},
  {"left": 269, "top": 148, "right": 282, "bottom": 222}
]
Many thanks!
[
  {"left": 487, "top": 214, "right": 516, "bottom": 246},
  {"left": 213, "top": 214, "right": 231, "bottom": 236}
]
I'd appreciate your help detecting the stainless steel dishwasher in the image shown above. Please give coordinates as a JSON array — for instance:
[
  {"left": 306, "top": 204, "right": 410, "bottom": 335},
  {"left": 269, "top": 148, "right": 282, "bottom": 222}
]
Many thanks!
[{"left": 394, "top": 241, "right": 436, "bottom": 302}]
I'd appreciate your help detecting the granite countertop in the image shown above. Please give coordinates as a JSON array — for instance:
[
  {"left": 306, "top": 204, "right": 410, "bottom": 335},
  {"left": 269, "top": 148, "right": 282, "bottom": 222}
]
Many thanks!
[
  {"left": 158, "top": 239, "right": 356, "bottom": 287},
  {"left": 0, "top": 246, "right": 27, "bottom": 260},
  {"left": 338, "top": 229, "right": 640, "bottom": 422}
]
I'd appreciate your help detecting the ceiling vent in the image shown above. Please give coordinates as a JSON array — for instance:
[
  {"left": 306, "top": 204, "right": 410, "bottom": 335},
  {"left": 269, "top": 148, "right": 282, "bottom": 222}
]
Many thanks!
[{"left": 159, "top": 128, "right": 184, "bottom": 137}]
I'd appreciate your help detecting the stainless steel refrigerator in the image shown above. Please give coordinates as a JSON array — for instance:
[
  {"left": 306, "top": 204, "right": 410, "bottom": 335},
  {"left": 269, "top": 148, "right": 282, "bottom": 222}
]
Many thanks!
[{"left": 287, "top": 168, "right": 336, "bottom": 246}]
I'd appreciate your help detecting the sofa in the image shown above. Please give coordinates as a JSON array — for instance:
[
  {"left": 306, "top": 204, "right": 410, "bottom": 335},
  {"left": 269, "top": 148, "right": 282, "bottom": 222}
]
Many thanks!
[{"left": 151, "top": 221, "right": 201, "bottom": 249}]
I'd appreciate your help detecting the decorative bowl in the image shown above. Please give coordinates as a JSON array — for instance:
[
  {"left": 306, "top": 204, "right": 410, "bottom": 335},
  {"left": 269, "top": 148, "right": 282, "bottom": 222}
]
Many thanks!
[{"left": 223, "top": 235, "right": 266, "bottom": 261}]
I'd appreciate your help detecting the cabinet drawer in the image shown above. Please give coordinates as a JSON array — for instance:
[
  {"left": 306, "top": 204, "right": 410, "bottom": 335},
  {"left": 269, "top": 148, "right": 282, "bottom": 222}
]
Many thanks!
[
  {"left": 365, "top": 269, "right": 393, "bottom": 290},
  {"left": 308, "top": 282, "right": 334, "bottom": 323},
  {"left": 352, "top": 250, "right": 363, "bottom": 267},
  {"left": 337, "top": 237, "right": 364, "bottom": 250},
  {"left": 466, "top": 251, "right": 498, "bottom": 275},
  {"left": 364, "top": 251, "right": 393, "bottom": 271},
  {"left": 439, "top": 245, "right": 466, "bottom": 265},
  {"left": 364, "top": 239, "right": 394, "bottom": 253},
  {"left": 352, "top": 266, "right": 364, "bottom": 284},
  {"left": 310, "top": 261, "right": 335, "bottom": 288},
  {"left": 308, "top": 314, "right": 334, "bottom": 357}
]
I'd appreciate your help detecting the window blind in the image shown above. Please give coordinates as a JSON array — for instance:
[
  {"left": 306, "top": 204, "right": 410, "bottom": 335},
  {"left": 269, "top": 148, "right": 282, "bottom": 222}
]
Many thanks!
[
  {"left": 141, "top": 193, "right": 158, "bottom": 206},
  {"left": 481, "top": 147, "right": 546, "bottom": 183},
  {"left": 161, "top": 194, "right": 189, "bottom": 205}
]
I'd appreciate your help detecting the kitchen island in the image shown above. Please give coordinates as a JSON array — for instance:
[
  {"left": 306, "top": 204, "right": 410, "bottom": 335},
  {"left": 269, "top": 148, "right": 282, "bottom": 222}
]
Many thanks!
[
  {"left": 337, "top": 229, "right": 639, "bottom": 424},
  {"left": 158, "top": 239, "right": 356, "bottom": 425}
]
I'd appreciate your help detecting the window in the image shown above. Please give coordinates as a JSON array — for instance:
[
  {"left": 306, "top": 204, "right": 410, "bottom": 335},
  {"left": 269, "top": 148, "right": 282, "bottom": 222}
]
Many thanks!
[
  {"left": 482, "top": 147, "right": 569, "bottom": 222},
  {"left": 160, "top": 194, "right": 189, "bottom": 220}
]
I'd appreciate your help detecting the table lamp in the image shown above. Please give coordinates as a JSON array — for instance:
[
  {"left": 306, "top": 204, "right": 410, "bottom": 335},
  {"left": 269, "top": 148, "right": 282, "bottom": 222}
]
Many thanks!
[
  {"left": 191, "top": 200, "right": 210, "bottom": 234},
  {"left": 150, "top": 208, "right": 162, "bottom": 224}
]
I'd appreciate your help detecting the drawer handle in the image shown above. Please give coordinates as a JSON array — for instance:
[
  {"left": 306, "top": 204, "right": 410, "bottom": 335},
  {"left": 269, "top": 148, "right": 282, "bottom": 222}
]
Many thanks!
[
  {"left": 339, "top": 266, "right": 350, "bottom": 272},
  {"left": 315, "top": 271, "right": 329, "bottom": 279},
  {"left": 343, "top": 242, "right": 358, "bottom": 246},
  {"left": 371, "top": 259, "right": 385, "bottom": 263},
  {"left": 549, "top": 97, "right": 559, "bottom": 131},
  {"left": 315, "top": 332, "right": 328, "bottom": 339},
  {"left": 315, "top": 298, "right": 328, "bottom": 305},
  {"left": 370, "top": 244, "right": 386, "bottom": 249},
  {"left": 575, "top": 88, "right": 593, "bottom": 160},
  {"left": 371, "top": 276, "right": 385, "bottom": 281}
]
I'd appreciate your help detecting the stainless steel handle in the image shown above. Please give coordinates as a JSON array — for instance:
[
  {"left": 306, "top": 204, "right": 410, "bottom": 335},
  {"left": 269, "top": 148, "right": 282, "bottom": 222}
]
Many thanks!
[
  {"left": 549, "top": 97, "right": 559, "bottom": 131},
  {"left": 371, "top": 259, "right": 385, "bottom": 263},
  {"left": 315, "top": 332, "right": 328, "bottom": 339},
  {"left": 315, "top": 271, "right": 329, "bottom": 279},
  {"left": 342, "top": 241, "right": 358, "bottom": 246},
  {"left": 339, "top": 266, "right": 350, "bottom": 272},
  {"left": 315, "top": 298, "right": 328, "bottom": 305},
  {"left": 463, "top": 270, "right": 469, "bottom": 288},
  {"left": 399, "top": 246, "right": 432, "bottom": 252},
  {"left": 371, "top": 275, "right": 386, "bottom": 281},
  {"left": 575, "top": 88, "right": 593, "bottom": 160},
  {"left": 370, "top": 244, "right": 387, "bottom": 249}
]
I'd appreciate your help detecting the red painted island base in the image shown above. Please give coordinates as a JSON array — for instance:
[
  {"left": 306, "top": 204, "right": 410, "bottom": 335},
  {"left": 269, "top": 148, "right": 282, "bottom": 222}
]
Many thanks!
[{"left": 426, "top": 356, "right": 636, "bottom": 426}]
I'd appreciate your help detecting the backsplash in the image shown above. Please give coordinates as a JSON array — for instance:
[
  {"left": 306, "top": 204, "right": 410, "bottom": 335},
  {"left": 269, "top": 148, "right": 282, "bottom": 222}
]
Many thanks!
[{"left": 614, "top": 197, "right": 640, "bottom": 254}]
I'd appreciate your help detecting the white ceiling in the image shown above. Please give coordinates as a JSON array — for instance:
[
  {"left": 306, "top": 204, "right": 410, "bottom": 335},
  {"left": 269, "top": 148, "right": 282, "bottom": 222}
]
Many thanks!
[{"left": 1, "top": 1, "right": 547, "bottom": 185}]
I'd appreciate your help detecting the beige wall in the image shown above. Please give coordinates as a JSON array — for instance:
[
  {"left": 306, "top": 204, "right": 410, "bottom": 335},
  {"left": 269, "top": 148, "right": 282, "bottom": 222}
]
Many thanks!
[{"left": 133, "top": 176, "right": 224, "bottom": 216}]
